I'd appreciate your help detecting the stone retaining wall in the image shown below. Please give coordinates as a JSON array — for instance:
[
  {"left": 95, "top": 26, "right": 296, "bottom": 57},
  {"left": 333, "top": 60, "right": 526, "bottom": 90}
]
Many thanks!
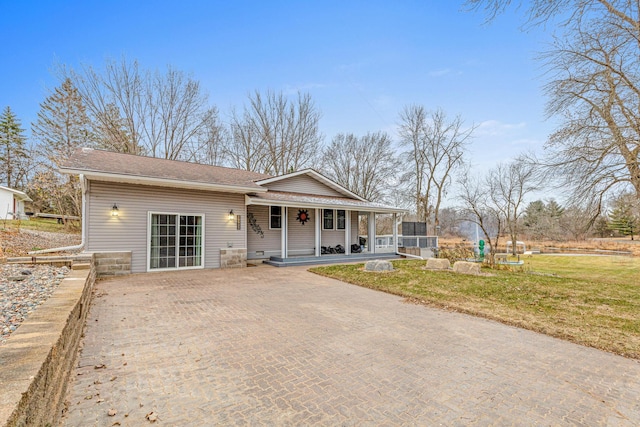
[
  {"left": 220, "top": 248, "right": 247, "bottom": 268},
  {"left": 93, "top": 251, "right": 132, "bottom": 277},
  {"left": 0, "top": 261, "right": 96, "bottom": 427}
]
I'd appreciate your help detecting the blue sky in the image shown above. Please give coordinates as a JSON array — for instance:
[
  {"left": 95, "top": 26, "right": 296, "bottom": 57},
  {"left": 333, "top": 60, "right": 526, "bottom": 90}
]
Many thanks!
[{"left": 1, "top": 1, "right": 554, "bottom": 172}]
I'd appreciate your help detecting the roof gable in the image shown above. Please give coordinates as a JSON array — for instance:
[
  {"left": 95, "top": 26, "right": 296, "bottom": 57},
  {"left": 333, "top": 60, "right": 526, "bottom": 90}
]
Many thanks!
[{"left": 256, "top": 169, "right": 366, "bottom": 201}]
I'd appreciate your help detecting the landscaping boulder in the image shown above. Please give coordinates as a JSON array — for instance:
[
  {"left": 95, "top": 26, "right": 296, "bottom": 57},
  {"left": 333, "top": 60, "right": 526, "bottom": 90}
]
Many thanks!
[
  {"left": 425, "top": 258, "right": 450, "bottom": 270},
  {"left": 364, "top": 260, "right": 394, "bottom": 272},
  {"left": 452, "top": 261, "right": 481, "bottom": 275}
]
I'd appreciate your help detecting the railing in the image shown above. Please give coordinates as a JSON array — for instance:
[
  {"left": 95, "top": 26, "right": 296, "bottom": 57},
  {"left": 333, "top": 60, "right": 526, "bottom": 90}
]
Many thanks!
[
  {"left": 364, "top": 235, "right": 439, "bottom": 250},
  {"left": 399, "top": 236, "right": 438, "bottom": 249}
]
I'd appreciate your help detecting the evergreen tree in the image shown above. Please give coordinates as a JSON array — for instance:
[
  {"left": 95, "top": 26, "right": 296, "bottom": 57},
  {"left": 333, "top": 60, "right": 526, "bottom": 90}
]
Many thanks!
[
  {"left": 30, "top": 78, "right": 93, "bottom": 219},
  {"left": 32, "top": 78, "right": 95, "bottom": 166},
  {"left": 545, "top": 199, "right": 565, "bottom": 218},
  {"left": 593, "top": 216, "right": 611, "bottom": 238},
  {"left": 0, "top": 106, "right": 30, "bottom": 189},
  {"left": 608, "top": 197, "right": 639, "bottom": 240},
  {"left": 523, "top": 200, "right": 545, "bottom": 228}
]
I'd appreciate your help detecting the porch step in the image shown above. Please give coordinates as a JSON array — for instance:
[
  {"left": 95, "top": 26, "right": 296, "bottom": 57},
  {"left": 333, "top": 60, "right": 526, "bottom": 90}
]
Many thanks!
[{"left": 264, "top": 253, "right": 400, "bottom": 268}]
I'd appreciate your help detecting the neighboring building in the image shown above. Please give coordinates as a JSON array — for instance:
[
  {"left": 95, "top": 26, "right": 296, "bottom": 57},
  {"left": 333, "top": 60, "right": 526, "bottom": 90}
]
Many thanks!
[
  {"left": 60, "top": 148, "right": 406, "bottom": 273},
  {"left": 0, "top": 185, "right": 32, "bottom": 220}
]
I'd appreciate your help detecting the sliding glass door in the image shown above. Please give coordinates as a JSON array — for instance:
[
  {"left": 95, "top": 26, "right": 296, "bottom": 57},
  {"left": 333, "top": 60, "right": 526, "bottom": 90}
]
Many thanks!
[{"left": 149, "top": 213, "right": 203, "bottom": 270}]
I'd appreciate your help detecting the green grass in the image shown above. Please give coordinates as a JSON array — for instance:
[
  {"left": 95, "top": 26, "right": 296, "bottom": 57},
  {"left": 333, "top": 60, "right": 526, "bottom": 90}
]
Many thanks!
[
  {"left": 310, "top": 255, "right": 640, "bottom": 359},
  {"left": 1, "top": 218, "right": 80, "bottom": 234}
]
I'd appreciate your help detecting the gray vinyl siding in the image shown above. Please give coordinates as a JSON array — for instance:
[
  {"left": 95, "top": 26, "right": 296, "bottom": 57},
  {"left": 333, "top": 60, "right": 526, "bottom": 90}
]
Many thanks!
[
  {"left": 287, "top": 207, "right": 315, "bottom": 255},
  {"left": 320, "top": 210, "right": 359, "bottom": 248},
  {"left": 247, "top": 206, "right": 360, "bottom": 258},
  {"left": 86, "top": 181, "right": 246, "bottom": 273},
  {"left": 263, "top": 174, "right": 344, "bottom": 197},
  {"left": 246, "top": 205, "right": 281, "bottom": 259}
]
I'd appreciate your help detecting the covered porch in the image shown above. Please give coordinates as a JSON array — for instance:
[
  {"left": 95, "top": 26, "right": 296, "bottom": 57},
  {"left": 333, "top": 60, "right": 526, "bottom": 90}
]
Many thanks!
[{"left": 245, "top": 192, "right": 407, "bottom": 265}]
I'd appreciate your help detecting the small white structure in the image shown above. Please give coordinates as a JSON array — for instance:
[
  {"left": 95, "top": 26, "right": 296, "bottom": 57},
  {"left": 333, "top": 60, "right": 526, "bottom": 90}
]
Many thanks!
[
  {"left": 0, "top": 185, "right": 32, "bottom": 220},
  {"left": 506, "top": 240, "right": 526, "bottom": 254}
]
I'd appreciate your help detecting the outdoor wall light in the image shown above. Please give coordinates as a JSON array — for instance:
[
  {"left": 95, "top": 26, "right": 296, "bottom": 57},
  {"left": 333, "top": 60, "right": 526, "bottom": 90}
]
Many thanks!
[
  {"left": 228, "top": 209, "right": 235, "bottom": 221},
  {"left": 111, "top": 203, "right": 119, "bottom": 217}
]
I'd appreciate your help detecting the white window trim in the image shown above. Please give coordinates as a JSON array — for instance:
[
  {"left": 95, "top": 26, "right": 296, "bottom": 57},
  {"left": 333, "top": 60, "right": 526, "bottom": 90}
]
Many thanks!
[
  {"left": 269, "top": 205, "right": 282, "bottom": 230},
  {"left": 322, "top": 209, "right": 335, "bottom": 231},
  {"left": 147, "top": 211, "right": 206, "bottom": 272},
  {"left": 336, "top": 209, "right": 346, "bottom": 230}
]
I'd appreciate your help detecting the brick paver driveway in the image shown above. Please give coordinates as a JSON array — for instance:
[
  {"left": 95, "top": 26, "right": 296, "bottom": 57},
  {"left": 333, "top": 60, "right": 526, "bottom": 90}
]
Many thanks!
[{"left": 63, "top": 265, "right": 640, "bottom": 426}]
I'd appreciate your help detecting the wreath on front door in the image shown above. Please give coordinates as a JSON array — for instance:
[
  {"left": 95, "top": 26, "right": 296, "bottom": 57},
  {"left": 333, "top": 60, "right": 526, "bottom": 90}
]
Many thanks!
[{"left": 296, "top": 209, "right": 310, "bottom": 225}]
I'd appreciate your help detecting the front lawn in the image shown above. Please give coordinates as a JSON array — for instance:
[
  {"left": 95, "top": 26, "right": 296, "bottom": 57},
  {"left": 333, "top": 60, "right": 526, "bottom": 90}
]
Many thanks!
[{"left": 310, "top": 255, "right": 640, "bottom": 359}]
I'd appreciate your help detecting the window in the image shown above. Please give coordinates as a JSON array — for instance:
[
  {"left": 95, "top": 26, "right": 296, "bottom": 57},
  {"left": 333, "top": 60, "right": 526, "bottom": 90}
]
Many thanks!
[
  {"left": 323, "top": 209, "right": 334, "bottom": 230},
  {"left": 337, "top": 210, "right": 346, "bottom": 230},
  {"left": 270, "top": 206, "right": 282, "bottom": 229},
  {"left": 150, "top": 213, "right": 203, "bottom": 270}
]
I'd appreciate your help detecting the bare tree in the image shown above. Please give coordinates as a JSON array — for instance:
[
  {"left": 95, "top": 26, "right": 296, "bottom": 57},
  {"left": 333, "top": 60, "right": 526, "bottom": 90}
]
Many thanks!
[
  {"left": 457, "top": 169, "right": 504, "bottom": 266},
  {"left": 489, "top": 160, "right": 539, "bottom": 255},
  {"left": 225, "top": 107, "right": 267, "bottom": 172},
  {"left": 182, "top": 107, "right": 229, "bottom": 166},
  {"left": 321, "top": 132, "right": 400, "bottom": 202},
  {"left": 398, "top": 105, "right": 428, "bottom": 221},
  {"left": 559, "top": 204, "right": 600, "bottom": 241},
  {"left": 542, "top": 21, "right": 640, "bottom": 209},
  {"left": 468, "top": 0, "right": 640, "bottom": 210},
  {"left": 93, "top": 103, "right": 138, "bottom": 154},
  {"left": 399, "top": 106, "right": 473, "bottom": 233},
  {"left": 59, "top": 58, "right": 216, "bottom": 161},
  {"left": 229, "top": 90, "right": 323, "bottom": 174}
]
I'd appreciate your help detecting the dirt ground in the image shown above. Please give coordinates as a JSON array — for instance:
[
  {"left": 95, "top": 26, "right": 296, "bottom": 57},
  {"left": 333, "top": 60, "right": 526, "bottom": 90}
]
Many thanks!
[{"left": 0, "top": 229, "right": 81, "bottom": 257}]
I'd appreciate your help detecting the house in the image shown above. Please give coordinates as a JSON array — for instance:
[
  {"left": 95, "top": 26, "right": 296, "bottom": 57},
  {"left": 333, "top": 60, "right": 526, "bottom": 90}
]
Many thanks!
[
  {"left": 0, "top": 185, "right": 32, "bottom": 220},
  {"left": 60, "top": 148, "right": 406, "bottom": 274}
]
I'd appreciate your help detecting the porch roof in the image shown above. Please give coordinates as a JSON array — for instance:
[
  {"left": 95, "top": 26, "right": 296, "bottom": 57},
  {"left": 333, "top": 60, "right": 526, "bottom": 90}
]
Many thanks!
[{"left": 246, "top": 191, "right": 408, "bottom": 214}]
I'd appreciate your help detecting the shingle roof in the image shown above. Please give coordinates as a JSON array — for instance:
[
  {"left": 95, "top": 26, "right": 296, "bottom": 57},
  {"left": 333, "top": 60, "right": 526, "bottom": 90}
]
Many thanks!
[
  {"left": 247, "top": 191, "right": 407, "bottom": 214},
  {"left": 61, "top": 148, "right": 271, "bottom": 191}
]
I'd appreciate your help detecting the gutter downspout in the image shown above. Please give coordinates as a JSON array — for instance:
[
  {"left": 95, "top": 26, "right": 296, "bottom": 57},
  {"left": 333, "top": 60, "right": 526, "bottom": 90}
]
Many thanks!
[{"left": 28, "top": 174, "right": 87, "bottom": 255}]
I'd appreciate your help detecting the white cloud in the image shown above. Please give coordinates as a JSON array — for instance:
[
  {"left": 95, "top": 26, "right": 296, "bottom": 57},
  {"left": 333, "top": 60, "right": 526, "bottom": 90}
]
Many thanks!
[{"left": 476, "top": 120, "right": 527, "bottom": 136}]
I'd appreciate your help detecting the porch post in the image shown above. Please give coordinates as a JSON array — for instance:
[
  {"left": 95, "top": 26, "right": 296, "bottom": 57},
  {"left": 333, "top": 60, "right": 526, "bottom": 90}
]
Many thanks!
[
  {"left": 368, "top": 212, "right": 376, "bottom": 254},
  {"left": 345, "top": 210, "right": 351, "bottom": 255},
  {"left": 315, "top": 208, "right": 321, "bottom": 257},
  {"left": 281, "top": 206, "right": 288, "bottom": 258},
  {"left": 392, "top": 213, "right": 398, "bottom": 254}
]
